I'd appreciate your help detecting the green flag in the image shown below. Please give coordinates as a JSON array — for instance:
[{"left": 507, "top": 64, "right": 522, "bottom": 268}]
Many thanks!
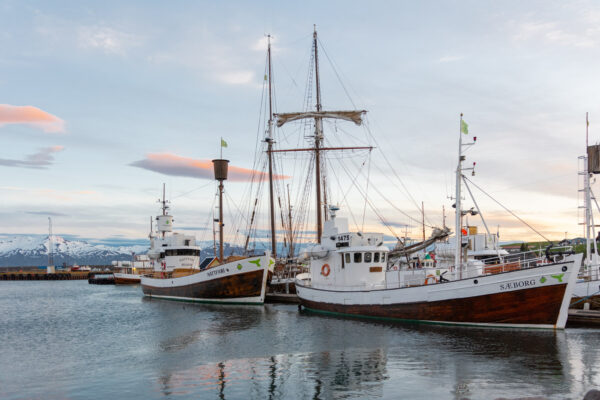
[
  {"left": 460, "top": 120, "right": 469, "bottom": 135},
  {"left": 221, "top": 139, "right": 228, "bottom": 148}
]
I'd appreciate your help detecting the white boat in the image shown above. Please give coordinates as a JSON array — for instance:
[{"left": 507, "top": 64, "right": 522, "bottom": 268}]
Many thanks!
[
  {"left": 572, "top": 115, "right": 600, "bottom": 307},
  {"left": 141, "top": 165, "right": 274, "bottom": 305},
  {"left": 290, "top": 28, "right": 581, "bottom": 329}
]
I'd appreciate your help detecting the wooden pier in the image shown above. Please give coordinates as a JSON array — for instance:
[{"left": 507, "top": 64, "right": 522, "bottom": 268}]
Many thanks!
[{"left": 0, "top": 271, "right": 90, "bottom": 280}]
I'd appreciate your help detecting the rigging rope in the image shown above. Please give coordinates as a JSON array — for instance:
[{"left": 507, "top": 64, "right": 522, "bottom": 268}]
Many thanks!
[{"left": 463, "top": 176, "right": 551, "bottom": 243}]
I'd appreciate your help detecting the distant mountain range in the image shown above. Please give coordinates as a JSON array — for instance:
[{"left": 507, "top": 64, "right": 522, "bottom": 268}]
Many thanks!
[
  {"left": 0, "top": 235, "right": 148, "bottom": 267},
  {"left": 0, "top": 235, "right": 268, "bottom": 267}
]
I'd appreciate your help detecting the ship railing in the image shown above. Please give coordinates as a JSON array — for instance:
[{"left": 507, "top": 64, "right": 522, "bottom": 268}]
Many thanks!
[
  {"left": 476, "top": 247, "right": 574, "bottom": 270},
  {"left": 579, "top": 265, "right": 600, "bottom": 281}
]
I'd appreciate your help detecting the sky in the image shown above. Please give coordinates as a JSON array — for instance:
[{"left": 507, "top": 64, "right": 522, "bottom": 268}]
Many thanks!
[{"left": 1, "top": 0, "right": 600, "bottom": 248}]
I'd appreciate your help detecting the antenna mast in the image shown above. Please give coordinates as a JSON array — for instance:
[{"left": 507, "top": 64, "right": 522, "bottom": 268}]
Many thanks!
[{"left": 48, "top": 217, "right": 54, "bottom": 269}]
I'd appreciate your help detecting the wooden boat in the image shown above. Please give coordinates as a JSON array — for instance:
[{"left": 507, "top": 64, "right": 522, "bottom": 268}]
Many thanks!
[
  {"left": 286, "top": 28, "right": 581, "bottom": 329},
  {"left": 114, "top": 272, "right": 141, "bottom": 284},
  {"left": 142, "top": 253, "right": 273, "bottom": 304},
  {"left": 141, "top": 163, "right": 275, "bottom": 304}
]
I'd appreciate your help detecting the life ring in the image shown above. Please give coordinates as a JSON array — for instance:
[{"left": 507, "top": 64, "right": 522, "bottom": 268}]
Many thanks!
[
  {"left": 424, "top": 274, "right": 437, "bottom": 285},
  {"left": 321, "top": 264, "right": 331, "bottom": 277},
  {"left": 392, "top": 265, "right": 399, "bottom": 271}
]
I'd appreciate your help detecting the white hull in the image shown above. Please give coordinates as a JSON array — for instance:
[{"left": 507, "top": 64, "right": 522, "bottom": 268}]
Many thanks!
[
  {"left": 142, "top": 254, "right": 274, "bottom": 305},
  {"left": 297, "top": 256, "right": 581, "bottom": 329}
]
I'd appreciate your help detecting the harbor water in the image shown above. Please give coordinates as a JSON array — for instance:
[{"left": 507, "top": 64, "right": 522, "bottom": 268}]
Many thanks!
[{"left": 1, "top": 281, "right": 600, "bottom": 399}]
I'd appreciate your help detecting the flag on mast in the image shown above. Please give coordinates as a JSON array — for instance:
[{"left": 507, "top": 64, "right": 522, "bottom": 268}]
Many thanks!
[
  {"left": 221, "top": 139, "right": 228, "bottom": 148},
  {"left": 461, "top": 119, "right": 469, "bottom": 135}
]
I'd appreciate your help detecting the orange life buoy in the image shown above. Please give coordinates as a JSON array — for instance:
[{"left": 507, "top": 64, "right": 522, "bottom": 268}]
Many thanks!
[
  {"left": 321, "top": 264, "right": 331, "bottom": 277},
  {"left": 424, "top": 274, "right": 437, "bottom": 285}
]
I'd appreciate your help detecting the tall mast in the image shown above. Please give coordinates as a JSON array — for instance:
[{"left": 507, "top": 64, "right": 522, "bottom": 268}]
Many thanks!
[
  {"left": 213, "top": 159, "right": 229, "bottom": 262},
  {"left": 586, "top": 112, "right": 592, "bottom": 266},
  {"left": 274, "top": 27, "right": 370, "bottom": 245},
  {"left": 455, "top": 114, "right": 464, "bottom": 278},
  {"left": 421, "top": 201, "right": 425, "bottom": 241},
  {"left": 266, "top": 35, "right": 277, "bottom": 258},
  {"left": 287, "top": 184, "right": 294, "bottom": 258},
  {"left": 160, "top": 183, "right": 168, "bottom": 238},
  {"left": 313, "top": 25, "right": 324, "bottom": 243}
]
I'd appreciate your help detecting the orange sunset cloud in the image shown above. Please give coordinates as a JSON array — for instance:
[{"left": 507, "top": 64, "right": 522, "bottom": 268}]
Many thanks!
[
  {"left": 130, "top": 153, "right": 290, "bottom": 182},
  {"left": 0, "top": 104, "right": 65, "bottom": 133}
]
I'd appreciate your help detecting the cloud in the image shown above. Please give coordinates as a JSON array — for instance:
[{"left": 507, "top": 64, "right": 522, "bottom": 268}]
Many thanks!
[
  {"left": 511, "top": 19, "right": 598, "bottom": 48},
  {"left": 438, "top": 56, "right": 463, "bottom": 63},
  {"left": 77, "top": 25, "right": 140, "bottom": 55},
  {"left": 25, "top": 211, "right": 67, "bottom": 217},
  {"left": 130, "top": 153, "right": 289, "bottom": 182},
  {"left": 0, "top": 146, "right": 64, "bottom": 169},
  {"left": 147, "top": 30, "right": 260, "bottom": 87},
  {"left": 0, "top": 104, "right": 65, "bottom": 133}
]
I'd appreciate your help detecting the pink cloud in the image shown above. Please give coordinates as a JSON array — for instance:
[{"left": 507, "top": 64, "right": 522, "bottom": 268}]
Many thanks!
[
  {"left": 131, "top": 153, "right": 289, "bottom": 182},
  {"left": 0, "top": 104, "right": 65, "bottom": 133}
]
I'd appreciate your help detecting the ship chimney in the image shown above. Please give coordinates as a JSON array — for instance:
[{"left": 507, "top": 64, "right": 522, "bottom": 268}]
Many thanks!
[{"left": 212, "top": 159, "right": 229, "bottom": 181}]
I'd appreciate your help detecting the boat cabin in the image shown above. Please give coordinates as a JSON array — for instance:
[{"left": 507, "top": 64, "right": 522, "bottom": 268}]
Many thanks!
[{"left": 306, "top": 209, "right": 389, "bottom": 289}]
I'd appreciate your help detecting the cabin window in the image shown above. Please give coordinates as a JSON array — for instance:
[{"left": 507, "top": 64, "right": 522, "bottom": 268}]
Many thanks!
[
  {"left": 185, "top": 240, "right": 191, "bottom": 246},
  {"left": 364, "top": 252, "right": 372, "bottom": 262},
  {"left": 374, "top": 252, "right": 380, "bottom": 262},
  {"left": 354, "top": 252, "right": 362, "bottom": 263},
  {"left": 381, "top": 253, "right": 386, "bottom": 262},
  {"left": 345, "top": 253, "right": 351, "bottom": 263}
]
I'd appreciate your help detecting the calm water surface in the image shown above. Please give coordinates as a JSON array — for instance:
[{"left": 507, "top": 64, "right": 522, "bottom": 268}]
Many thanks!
[{"left": 1, "top": 281, "right": 599, "bottom": 399}]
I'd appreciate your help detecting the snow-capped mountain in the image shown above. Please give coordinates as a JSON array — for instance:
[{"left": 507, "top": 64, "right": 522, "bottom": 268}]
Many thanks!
[{"left": 0, "top": 235, "right": 148, "bottom": 267}]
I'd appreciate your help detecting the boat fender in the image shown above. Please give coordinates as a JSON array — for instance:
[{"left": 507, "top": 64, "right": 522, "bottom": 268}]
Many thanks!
[
  {"left": 424, "top": 274, "right": 436, "bottom": 285},
  {"left": 321, "top": 264, "right": 331, "bottom": 277}
]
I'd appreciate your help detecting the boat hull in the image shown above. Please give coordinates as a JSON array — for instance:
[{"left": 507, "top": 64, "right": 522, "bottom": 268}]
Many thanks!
[
  {"left": 141, "top": 254, "right": 273, "bottom": 305},
  {"left": 297, "top": 257, "right": 580, "bottom": 329},
  {"left": 571, "top": 278, "right": 600, "bottom": 309},
  {"left": 114, "top": 273, "right": 141, "bottom": 284}
]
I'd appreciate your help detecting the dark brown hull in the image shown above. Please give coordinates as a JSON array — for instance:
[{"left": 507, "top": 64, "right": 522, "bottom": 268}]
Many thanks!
[
  {"left": 142, "top": 269, "right": 265, "bottom": 303},
  {"left": 114, "top": 276, "right": 141, "bottom": 284},
  {"left": 300, "top": 283, "right": 567, "bottom": 326}
]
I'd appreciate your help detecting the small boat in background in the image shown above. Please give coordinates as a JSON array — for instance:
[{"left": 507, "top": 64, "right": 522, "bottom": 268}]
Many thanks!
[{"left": 113, "top": 257, "right": 152, "bottom": 284}]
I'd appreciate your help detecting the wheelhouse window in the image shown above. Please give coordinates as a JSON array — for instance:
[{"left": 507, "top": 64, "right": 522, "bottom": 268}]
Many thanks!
[
  {"left": 364, "top": 252, "right": 372, "bottom": 262},
  {"left": 374, "top": 252, "right": 380, "bottom": 262},
  {"left": 381, "top": 253, "right": 386, "bottom": 262},
  {"left": 165, "top": 249, "right": 200, "bottom": 256},
  {"left": 354, "top": 252, "right": 362, "bottom": 263},
  {"left": 345, "top": 253, "right": 351, "bottom": 263}
]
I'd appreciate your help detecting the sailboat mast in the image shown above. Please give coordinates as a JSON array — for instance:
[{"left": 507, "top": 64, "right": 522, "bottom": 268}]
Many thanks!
[
  {"left": 267, "top": 35, "right": 277, "bottom": 258},
  {"left": 313, "top": 26, "right": 324, "bottom": 243},
  {"left": 287, "top": 184, "right": 294, "bottom": 257},
  {"left": 213, "top": 159, "right": 229, "bottom": 262},
  {"left": 586, "top": 112, "right": 592, "bottom": 266},
  {"left": 455, "top": 114, "right": 464, "bottom": 278}
]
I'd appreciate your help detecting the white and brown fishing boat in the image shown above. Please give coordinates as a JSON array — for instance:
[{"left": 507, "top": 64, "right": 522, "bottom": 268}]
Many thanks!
[
  {"left": 287, "top": 28, "right": 581, "bottom": 329},
  {"left": 141, "top": 161, "right": 274, "bottom": 305},
  {"left": 295, "top": 207, "right": 580, "bottom": 329}
]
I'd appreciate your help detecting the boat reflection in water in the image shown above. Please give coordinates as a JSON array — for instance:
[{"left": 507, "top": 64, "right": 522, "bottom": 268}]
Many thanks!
[
  {"left": 154, "top": 348, "right": 388, "bottom": 399},
  {"left": 148, "top": 316, "right": 590, "bottom": 399}
]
